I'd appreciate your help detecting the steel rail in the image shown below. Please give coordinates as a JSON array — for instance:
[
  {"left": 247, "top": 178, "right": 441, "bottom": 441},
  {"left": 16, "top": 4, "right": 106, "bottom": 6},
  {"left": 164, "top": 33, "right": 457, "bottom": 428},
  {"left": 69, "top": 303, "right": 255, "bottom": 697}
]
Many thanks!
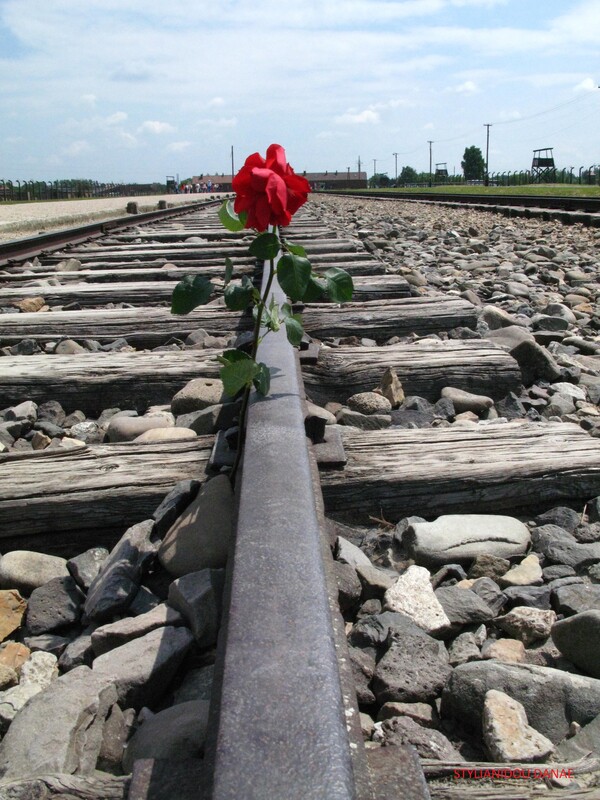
[{"left": 323, "top": 190, "right": 600, "bottom": 225}]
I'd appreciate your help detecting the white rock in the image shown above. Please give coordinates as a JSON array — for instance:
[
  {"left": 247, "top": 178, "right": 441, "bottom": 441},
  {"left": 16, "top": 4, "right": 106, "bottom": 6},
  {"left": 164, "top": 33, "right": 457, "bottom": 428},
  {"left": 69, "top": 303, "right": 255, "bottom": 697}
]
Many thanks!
[
  {"left": 483, "top": 689, "right": 555, "bottom": 762},
  {"left": 384, "top": 565, "right": 450, "bottom": 635}
]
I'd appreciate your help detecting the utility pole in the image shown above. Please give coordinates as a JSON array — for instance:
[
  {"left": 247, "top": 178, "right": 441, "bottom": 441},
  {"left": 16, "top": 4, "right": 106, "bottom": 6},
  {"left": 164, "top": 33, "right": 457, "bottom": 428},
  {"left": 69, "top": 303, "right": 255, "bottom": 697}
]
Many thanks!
[
  {"left": 428, "top": 141, "right": 433, "bottom": 187},
  {"left": 358, "top": 156, "right": 361, "bottom": 179},
  {"left": 393, "top": 152, "right": 398, "bottom": 182},
  {"left": 231, "top": 146, "right": 235, "bottom": 180},
  {"left": 373, "top": 159, "right": 377, "bottom": 177},
  {"left": 484, "top": 124, "right": 491, "bottom": 186}
]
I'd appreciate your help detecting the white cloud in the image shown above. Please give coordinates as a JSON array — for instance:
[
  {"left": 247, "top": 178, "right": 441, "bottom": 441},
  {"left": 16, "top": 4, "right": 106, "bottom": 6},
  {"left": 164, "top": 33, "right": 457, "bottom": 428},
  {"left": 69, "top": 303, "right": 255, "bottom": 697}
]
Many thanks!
[
  {"left": 453, "top": 80, "right": 479, "bottom": 94},
  {"left": 335, "top": 109, "right": 380, "bottom": 125},
  {"left": 207, "top": 97, "right": 225, "bottom": 107},
  {"left": 105, "top": 111, "right": 128, "bottom": 125},
  {"left": 63, "top": 140, "right": 91, "bottom": 156},
  {"left": 138, "top": 120, "right": 176, "bottom": 134},
  {"left": 117, "top": 131, "right": 137, "bottom": 147},
  {"left": 81, "top": 94, "right": 97, "bottom": 107},
  {"left": 423, "top": 122, "right": 435, "bottom": 130},
  {"left": 167, "top": 140, "right": 192, "bottom": 151},
  {"left": 574, "top": 77, "right": 597, "bottom": 92},
  {"left": 197, "top": 117, "right": 238, "bottom": 128}
]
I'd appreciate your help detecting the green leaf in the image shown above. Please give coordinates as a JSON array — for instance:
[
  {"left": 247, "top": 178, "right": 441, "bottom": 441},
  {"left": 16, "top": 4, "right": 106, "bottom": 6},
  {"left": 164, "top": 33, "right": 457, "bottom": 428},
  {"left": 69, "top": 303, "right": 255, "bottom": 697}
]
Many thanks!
[
  {"left": 217, "top": 349, "right": 251, "bottom": 366},
  {"left": 249, "top": 232, "right": 280, "bottom": 261},
  {"left": 279, "top": 302, "right": 293, "bottom": 319},
  {"left": 171, "top": 275, "right": 214, "bottom": 315},
  {"left": 264, "top": 296, "right": 281, "bottom": 333},
  {"left": 302, "top": 275, "right": 326, "bottom": 303},
  {"left": 253, "top": 362, "right": 271, "bottom": 395},
  {"left": 219, "top": 356, "right": 259, "bottom": 397},
  {"left": 283, "top": 240, "right": 307, "bottom": 257},
  {"left": 284, "top": 314, "right": 304, "bottom": 347},
  {"left": 325, "top": 267, "right": 354, "bottom": 303},
  {"left": 224, "top": 257, "right": 234, "bottom": 285},
  {"left": 276, "top": 253, "right": 312, "bottom": 301},
  {"left": 224, "top": 281, "right": 254, "bottom": 311},
  {"left": 218, "top": 199, "right": 247, "bottom": 232}
]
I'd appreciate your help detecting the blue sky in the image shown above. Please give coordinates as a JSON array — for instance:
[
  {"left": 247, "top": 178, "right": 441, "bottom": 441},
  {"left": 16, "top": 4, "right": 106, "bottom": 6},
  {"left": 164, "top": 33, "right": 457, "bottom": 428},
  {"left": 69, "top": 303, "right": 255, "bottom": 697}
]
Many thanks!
[{"left": 0, "top": 0, "right": 599, "bottom": 182}]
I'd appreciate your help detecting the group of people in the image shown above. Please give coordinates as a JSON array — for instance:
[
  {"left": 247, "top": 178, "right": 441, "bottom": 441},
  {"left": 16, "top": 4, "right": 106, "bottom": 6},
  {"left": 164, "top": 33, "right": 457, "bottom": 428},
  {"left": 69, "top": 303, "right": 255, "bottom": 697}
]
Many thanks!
[{"left": 177, "top": 180, "right": 219, "bottom": 194}]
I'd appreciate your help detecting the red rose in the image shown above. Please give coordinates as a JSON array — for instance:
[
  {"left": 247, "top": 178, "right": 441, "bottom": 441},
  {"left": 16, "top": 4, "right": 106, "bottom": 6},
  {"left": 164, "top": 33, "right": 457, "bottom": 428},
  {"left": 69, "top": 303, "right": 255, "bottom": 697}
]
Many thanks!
[{"left": 232, "top": 143, "right": 311, "bottom": 231}]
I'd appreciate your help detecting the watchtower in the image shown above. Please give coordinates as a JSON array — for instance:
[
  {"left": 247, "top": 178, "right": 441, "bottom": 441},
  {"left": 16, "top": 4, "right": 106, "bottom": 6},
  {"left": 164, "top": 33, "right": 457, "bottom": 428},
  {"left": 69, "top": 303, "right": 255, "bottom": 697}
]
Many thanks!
[
  {"left": 531, "top": 148, "right": 556, "bottom": 182},
  {"left": 435, "top": 162, "right": 448, "bottom": 179}
]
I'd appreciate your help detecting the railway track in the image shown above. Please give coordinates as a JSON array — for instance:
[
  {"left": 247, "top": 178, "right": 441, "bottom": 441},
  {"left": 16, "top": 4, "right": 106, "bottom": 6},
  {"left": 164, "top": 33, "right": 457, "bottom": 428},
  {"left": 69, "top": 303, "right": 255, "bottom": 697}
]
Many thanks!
[
  {"left": 0, "top": 193, "right": 600, "bottom": 798},
  {"left": 327, "top": 189, "right": 600, "bottom": 228}
]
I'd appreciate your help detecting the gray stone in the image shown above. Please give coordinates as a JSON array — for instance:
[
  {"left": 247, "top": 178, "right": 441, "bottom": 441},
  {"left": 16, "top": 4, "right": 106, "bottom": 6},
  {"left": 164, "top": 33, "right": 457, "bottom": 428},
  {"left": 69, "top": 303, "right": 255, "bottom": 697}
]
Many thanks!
[
  {"left": 503, "top": 584, "right": 551, "bottom": 610},
  {"left": 97, "top": 703, "right": 135, "bottom": 773},
  {"left": 496, "top": 607, "right": 557, "bottom": 645},
  {"left": 487, "top": 325, "right": 561, "bottom": 384},
  {"left": 384, "top": 566, "right": 451, "bottom": 635},
  {"left": 543, "top": 565, "right": 576, "bottom": 581},
  {"left": 467, "top": 554, "right": 510, "bottom": 581},
  {"left": 552, "top": 583, "right": 600, "bottom": 616},
  {"left": 158, "top": 475, "right": 233, "bottom": 576},
  {"left": 440, "top": 387, "right": 493, "bottom": 415},
  {"left": 168, "top": 569, "right": 225, "bottom": 647},
  {"left": 23, "top": 634, "right": 70, "bottom": 656},
  {"left": 67, "top": 547, "right": 109, "bottom": 591},
  {"left": 58, "top": 629, "right": 95, "bottom": 672},
  {"left": 430, "top": 564, "right": 468, "bottom": 588},
  {"left": 483, "top": 689, "right": 555, "bottom": 763},
  {"left": 106, "top": 415, "right": 172, "bottom": 443},
  {"left": 173, "top": 664, "right": 214, "bottom": 704},
  {"left": 531, "top": 524, "right": 600, "bottom": 570},
  {"left": 336, "top": 408, "right": 392, "bottom": 429},
  {"left": 347, "top": 391, "right": 392, "bottom": 415},
  {"left": 377, "top": 701, "right": 439, "bottom": 728},
  {"left": 0, "top": 666, "right": 117, "bottom": 779},
  {"left": 91, "top": 603, "right": 185, "bottom": 656},
  {"left": 128, "top": 585, "right": 161, "bottom": 615},
  {"left": 334, "top": 562, "right": 362, "bottom": 611},
  {"left": 404, "top": 515, "right": 530, "bottom": 568},
  {"left": 435, "top": 586, "right": 495, "bottom": 629},
  {"left": 25, "top": 576, "right": 84, "bottom": 635},
  {"left": 441, "top": 660, "right": 600, "bottom": 743},
  {"left": 152, "top": 479, "right": 200, "bottom": 538},
  {"left": 355, "top": 562, "right": 396, "bottom": 601},
  {"left": 36, "top": 400, "right": 66, "bottom": 427},
  {"left": 335, "top": 536, "right": 373, "bottom": 570},
  {"left": 371, "top": 617, "right": 451, "bottom": 704},
  {"left": 348, "top": 611, "right": 413, "bottom": 654},
  {"left": 84, "top": 519, "right": 158, "bottom": 622},
  {"left": 92, "top": 626, "right": 194, "bottom": 709},
  {"left": 5, "top": 401, "right": 37, "bottom": 423},
  {"left": 134, "top": 427, "right": 196, "bottom": 442},
  {"left": 379, "top": 716, "right": 464, "bottom": 761},
  {"left": 123, "top": 700, "right": 210, "bottom": 772},
  {"left": 480, "top": 306, "right": 520, "bottom": 330},
  {"left": 554, "top": 711, "right": 600, "bottom": 762},
  {"left": 69, "top": 421, "right": 105, "bottom": 443},
  {"left": 0, "top": 551, "right": 69, "bottom": 595},
  {"left": 348, "top": 646, "right": 376, "bottom": 705},
  {"left": 552, "top": 611, "right": 600, "bottom": 678},
  {"left": 470, "top": 578, "right": 507, "bottom": 616},
  {"left": 171, "top": 378, "right": 225, "bottom": 415},
  {"left": 448, "top": 632, "right": 481, "bottom": 666},
  {"left": 55, "top": 339, "right": 86, "bottom": 354},
  {"left": 176, "top": 401, "right": 241, "bottom": 436}
]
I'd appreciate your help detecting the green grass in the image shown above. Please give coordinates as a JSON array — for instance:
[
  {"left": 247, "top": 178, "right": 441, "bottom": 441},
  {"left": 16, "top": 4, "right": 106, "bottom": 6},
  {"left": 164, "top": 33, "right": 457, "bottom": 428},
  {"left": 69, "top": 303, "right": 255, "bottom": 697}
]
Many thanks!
[{"left": 335, "top": 184, "right": 600, "bottom": 198}]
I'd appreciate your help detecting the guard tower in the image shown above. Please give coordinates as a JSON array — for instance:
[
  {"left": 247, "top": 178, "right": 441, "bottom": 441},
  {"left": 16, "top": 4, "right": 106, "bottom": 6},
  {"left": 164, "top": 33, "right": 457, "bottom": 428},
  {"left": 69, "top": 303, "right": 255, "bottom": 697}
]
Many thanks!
[
  {"left": 531, "top": 148, "right": 556, "bottom": 182},
  {"left": 435, "top": 162, "right": 448, "bottom": 180}
]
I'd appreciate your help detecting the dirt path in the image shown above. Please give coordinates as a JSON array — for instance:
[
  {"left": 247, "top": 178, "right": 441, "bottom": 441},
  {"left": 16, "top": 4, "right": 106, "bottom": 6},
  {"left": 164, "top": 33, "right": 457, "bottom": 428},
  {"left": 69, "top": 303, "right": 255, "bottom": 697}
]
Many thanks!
[{"left": 0, "top": 194, "right": 227, "bottom": 243}]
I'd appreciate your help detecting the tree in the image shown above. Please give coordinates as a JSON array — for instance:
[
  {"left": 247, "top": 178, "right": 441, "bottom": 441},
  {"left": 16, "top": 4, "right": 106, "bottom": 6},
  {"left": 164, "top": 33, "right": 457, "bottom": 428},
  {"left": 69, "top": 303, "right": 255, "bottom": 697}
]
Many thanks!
[
  {"left": 369, "top": 173, "right": 390, "bottom": 188},
  {"left": 398, "top": 165, "right": 419, "bottom": 185},
  {"left": 461, "top": 146, "right": 485, "bottom": 181}
]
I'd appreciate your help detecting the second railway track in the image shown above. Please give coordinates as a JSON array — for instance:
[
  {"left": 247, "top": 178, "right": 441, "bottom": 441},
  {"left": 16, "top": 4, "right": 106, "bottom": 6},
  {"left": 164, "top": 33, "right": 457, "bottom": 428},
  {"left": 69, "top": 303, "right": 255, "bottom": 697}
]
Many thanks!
[{"left": 0, "top": 193, "right": 600, "bottom": 798}]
